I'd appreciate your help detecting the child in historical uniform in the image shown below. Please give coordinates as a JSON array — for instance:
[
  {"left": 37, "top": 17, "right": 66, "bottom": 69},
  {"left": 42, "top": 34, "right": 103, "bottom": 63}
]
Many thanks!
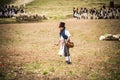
[{"left": 56, "top": 22, "right": 72, "bottom": 64}]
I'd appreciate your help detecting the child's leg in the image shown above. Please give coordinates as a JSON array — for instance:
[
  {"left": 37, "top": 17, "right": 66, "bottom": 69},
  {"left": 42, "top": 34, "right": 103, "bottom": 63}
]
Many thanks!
[
  {"left": 65, "top": 56, "right": 71, "bottom": 62},
  {"left": 64, "top": 45, "right": 71, "bottom": 63}
]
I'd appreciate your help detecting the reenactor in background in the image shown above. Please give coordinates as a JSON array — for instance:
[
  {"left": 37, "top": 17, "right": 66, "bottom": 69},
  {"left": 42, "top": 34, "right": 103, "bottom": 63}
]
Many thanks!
[{"left": 110, "top": 0, "right": 114, "bottom": 8}]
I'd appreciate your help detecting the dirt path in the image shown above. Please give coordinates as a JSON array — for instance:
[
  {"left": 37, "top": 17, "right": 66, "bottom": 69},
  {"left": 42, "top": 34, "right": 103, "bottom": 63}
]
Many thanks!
[{"left": 12, "top": 0, "right": 34, "bottom": 6}]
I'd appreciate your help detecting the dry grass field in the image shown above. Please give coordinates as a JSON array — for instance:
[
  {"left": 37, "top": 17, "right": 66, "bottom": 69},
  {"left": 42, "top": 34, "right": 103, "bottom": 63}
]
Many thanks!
[
  {"left": 1, "top": 0, "right": 120, "bottom": 24},
  {"left": 26, "top": 0, "right": 120, "bottom": 20},
  {"left": 0, "top": 0, "right": 120, "bottom": 80},
  {"left": 0, "top": 19, "right": 120, "bottom": 80}
]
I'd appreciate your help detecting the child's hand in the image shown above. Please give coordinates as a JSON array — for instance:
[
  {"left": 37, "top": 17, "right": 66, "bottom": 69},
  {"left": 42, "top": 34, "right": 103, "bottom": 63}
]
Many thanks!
[{"left": 55, "top": 44, "right": 59, "bottom": 46}]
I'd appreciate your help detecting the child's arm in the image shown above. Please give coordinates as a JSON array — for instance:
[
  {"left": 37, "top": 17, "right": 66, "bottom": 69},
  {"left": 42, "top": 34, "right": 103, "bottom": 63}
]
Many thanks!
[
  {"left": 66, "top": 37, "right": 70, "bottom": 42},
  {"left": 55, "top": 40, "right": 60, "bottom": 46}
]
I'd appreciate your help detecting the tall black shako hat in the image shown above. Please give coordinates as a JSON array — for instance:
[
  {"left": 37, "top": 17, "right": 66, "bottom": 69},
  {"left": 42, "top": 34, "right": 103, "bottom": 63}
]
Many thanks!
[{"left": 59, "top": 22, "right": 65, "bottom": 28}]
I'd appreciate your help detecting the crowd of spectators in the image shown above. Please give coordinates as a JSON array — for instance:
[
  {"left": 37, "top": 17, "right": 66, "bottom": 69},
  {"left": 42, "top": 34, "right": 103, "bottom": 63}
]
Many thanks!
[
  {"left": 0, "top": 5, "right": 25, "bottom": 18},
  {"left": 73, "top": 6, "right": 120, "bottom": 19}
]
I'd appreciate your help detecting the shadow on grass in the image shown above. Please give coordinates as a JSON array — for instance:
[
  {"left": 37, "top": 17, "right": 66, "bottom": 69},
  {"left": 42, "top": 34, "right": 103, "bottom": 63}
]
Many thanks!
[{"left": 0, "top": 73, "right": 5, "bottom": 80}]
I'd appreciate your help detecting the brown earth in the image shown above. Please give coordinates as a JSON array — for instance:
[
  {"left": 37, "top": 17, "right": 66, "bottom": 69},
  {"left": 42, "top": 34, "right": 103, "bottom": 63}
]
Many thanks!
[{"left": 0, "top": 19, "right": 120, "bottom": 80}]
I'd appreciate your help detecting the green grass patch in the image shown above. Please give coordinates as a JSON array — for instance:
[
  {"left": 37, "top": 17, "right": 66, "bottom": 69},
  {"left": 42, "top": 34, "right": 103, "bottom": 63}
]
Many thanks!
[
  {"left": 24, "top": 62, "right": 41, "bottom": 71},
  {"left": 0, "top": 18, "right": 16, "bottom": 24},
  {"left": 0, "top": 73, "right": 5, "bottom": 80},
  {"left": 42, "top": 70, "right": 49, "bottom": 75},
  {"left": 0, "top": 0, "right": 16, "bottom": 5},
  {"left": 26, "top": 0, "right": 120, "bottom": 21}
]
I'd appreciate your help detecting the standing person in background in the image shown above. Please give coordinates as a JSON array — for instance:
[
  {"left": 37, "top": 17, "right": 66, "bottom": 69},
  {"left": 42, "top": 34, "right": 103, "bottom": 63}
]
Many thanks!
[
  {"left": 110, "top": 0, "right": 114, "bottom": 8},
  {"left": 73, "top": 7, "right": 76, "bottom": 18},
  {"left": 56, "top": 22, "right": 72, "bottom": 64}
]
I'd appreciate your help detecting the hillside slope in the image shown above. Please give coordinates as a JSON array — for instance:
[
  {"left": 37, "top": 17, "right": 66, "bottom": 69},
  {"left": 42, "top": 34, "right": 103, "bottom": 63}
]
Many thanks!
[
  {"left": 12, "top": 0, "right": 34, "bottom": 6},
  {"left": 26, "top": 0, "right": 120, "bottom": 20}
]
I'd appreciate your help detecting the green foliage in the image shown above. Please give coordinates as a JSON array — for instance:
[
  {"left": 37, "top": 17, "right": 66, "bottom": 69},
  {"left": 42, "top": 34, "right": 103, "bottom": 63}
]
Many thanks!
[
  {"left": 0, "top": 73, "right": 5, "bottom": 80},
  {"left": 0, "top": 0, "right": 15, "bottom": 5},
  {"left": 43, "top": 71, "right": 48, "bottom": 75}
]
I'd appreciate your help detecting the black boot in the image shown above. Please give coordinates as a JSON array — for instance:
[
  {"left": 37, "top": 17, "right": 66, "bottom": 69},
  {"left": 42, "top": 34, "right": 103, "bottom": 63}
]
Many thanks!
[{"left": 66, "top": 61, "right": 72, "bottom": 64}]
